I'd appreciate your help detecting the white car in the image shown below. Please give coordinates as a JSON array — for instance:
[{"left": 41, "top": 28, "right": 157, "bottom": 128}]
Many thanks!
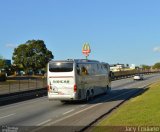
[{"left": 133, "top": 74, "right": 144, "bottom": 80}]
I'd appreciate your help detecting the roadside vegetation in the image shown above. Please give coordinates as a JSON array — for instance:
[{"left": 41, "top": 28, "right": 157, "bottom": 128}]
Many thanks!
[
  {"left": 12, "top": 40, "right": 53, "bottom": 75},
  {"left": 93, "top": 81, "right": 160, "bottom": 131},
  {"left": 0, "top": 40, "right": 53, "bottom": 78}
]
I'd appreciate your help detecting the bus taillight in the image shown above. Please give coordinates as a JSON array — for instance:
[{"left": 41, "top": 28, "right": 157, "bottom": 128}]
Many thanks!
[{"left": 74, "top": 84, "right": 77, "bottom": 92}]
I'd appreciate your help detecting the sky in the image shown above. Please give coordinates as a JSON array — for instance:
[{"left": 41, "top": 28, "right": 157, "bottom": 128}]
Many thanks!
[{"left": 0, "top": 0, "right": 160, "bottom": 66}]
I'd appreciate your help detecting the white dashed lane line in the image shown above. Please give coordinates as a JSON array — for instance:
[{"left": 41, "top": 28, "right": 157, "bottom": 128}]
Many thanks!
[
  {"left": 63, "top": 109, "right": 75, "bottom": 115},
  {"left": 37, "top": 119, "right": 52, "bottom": 126},
  {"left": 80, "top": 105, "right": 86, "bottom": 107},
  {"left": 0, "top": 113, "right": 16, "bottom": 119}
]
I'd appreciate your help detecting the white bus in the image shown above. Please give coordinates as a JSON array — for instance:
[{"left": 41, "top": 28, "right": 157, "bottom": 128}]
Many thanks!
[{"left": 47, "top": 59, "right": 111, "bottom": 102}]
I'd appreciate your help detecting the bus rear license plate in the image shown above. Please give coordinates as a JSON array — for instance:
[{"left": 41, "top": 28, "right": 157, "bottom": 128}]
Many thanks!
[{"left": 58, "top": 92, "right": 64, "bottom": 95}]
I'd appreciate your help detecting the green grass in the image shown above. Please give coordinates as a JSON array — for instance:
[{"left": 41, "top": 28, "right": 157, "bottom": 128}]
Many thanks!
[{"left": 93, "top": 81, "right": 160, "bottom": 131}]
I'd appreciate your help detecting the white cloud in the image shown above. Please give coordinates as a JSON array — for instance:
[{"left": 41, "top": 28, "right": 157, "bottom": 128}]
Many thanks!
[
  {"left": 153, "top": 47, "right": 160, "bottom": 52},
  {"left": 5, "top": 44, "right": 17, "bottom": 49}
]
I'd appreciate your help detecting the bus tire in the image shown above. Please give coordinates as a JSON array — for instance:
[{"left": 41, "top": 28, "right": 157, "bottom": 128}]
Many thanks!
[
  {"left": 86, "top": 91, "right": 90, "bottom": 102},
  {"left": 90, "top": 89, "right": 94, "bottom": 100},
  {"left": 60, "top": 100, "right": 68, "bottom": 104},
  {"left": 105, "top": 86, "right": 111, "bottom": 94}
]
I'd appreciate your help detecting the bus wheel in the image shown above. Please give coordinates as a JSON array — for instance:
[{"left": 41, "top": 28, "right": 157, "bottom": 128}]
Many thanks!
[
  {"left": 86, "top": 91, "right": 90, "bottom": 102},
  {"left": 105, "top": 86, "right": 111, "bottom": 94},
  {"left": 60, "top": 100, "right": 68, "bottom": 104},
  {"left": 90, "top": 89, "right": 94, "bottom": 100}
]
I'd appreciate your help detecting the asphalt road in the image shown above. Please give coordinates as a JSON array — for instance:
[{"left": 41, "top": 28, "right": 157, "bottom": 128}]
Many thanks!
[{"left": 0, "top": 74, "right": 160, "bottom": 132}]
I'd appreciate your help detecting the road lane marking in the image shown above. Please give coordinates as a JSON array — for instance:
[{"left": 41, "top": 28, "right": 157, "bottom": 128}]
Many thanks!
[
  {"left": 63, "top": 109, "right": 75, "bottom": 115},
  {"left": 31, "top": 87, "right": 149, "bottom": 132},
  {"left": 49, "top": 103, "right": 103, "bottom": 125},
  {"left": 80, "top": 105, "right": 86, "bottom": 107},
  {"left": 37, "top": 119, "right": 52, "bottom": 126},
  {"left": 48, "top": 89, "right": 138, "bottom": 125},
  {"left": 1, "top": 74, "right": 159, "bottom": 111},
  {"left": 0, "top": 113, "right": 16, "bottom": 119},
  {"left": 0, "top": 96, "right": 47, "bottom": 111}
]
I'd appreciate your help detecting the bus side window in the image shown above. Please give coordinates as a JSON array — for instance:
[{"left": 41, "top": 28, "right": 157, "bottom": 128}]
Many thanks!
[
  {"left": 76, "top": 65, "right": 80, "bottom": 75},
  {"left": 81, "top": 66, "right": 88, "bottom": 75}
]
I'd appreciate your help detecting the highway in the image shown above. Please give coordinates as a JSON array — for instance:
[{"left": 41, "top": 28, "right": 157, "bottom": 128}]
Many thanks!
[{"left": 0, "top": 74, "right": 160, "bottom": 132}]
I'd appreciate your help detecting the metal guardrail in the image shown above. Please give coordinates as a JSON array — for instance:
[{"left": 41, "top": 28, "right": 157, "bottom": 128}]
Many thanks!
[
  {"left": 0, "top": 77, "right": 47, "bottom": 95},
  {"left": 111, "top": 71, "right": 160, "bottom": 81}
]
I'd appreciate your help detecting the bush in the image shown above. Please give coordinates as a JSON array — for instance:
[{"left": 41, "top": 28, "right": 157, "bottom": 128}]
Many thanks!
[{"left": 0, "top": 73, "right": 6, "bottom": 81}]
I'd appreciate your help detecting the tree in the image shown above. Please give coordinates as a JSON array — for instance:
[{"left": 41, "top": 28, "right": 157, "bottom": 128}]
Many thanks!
[
  {"left": 12, "top": 40, "right": 54, "bottom": 74},
  {"left": 140, "top": 65, "right": 151, "bottom": 70},
  {"left": 153, "top": 62, "right": 160, "bottom": 69},
  {"left": 0, "top": 55, "right": 6, "bottom": 69}
]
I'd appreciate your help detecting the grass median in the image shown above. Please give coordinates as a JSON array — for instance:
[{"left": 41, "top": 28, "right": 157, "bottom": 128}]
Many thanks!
[{"left": 93, "top": 81, "right": 160, "bottom": 131}]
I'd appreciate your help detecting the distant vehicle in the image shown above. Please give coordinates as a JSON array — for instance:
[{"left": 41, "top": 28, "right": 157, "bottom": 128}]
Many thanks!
[
  {"left": 111, "top": 69, "right": 160, "bottom": 80},
  {"left": 47, "top": 59, "right": 111, "bottom": 102},
  {"left": 133, "top": 74, "right": 144, "bottom": 80}
]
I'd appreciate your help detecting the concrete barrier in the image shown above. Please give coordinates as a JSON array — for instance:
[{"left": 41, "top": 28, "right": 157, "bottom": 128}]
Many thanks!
[{"left": 0, "top": 88, "right": 47, "bottom": 106}]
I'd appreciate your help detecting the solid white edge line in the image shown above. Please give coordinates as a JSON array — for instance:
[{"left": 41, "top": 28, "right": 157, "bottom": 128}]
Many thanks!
[
  {"left": 0, "top": 113, "right": 16, "bottom": 119},
  {"left": 49, "top": 88, "right": 140, "bottom": 125},
  {"left": 80, "top": 105, "right": 86, "bottom": 107}
]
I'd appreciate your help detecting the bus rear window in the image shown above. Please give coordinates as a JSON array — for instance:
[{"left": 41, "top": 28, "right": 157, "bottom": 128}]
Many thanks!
[{"left": 49, "top": 62, "right": 73, "bottom": 72}]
